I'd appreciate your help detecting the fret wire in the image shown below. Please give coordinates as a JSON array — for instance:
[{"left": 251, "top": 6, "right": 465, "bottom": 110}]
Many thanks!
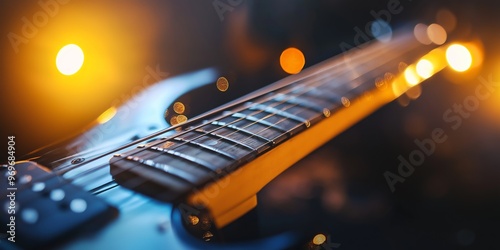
[
  {"left": 247, "top": 102, "right": 310, "bottom": 125},
  {"left": 210, "top": 121, "right": 273, "bottom": 142},
  {"left": 172, "top": 137, "right": 238, "bottom": 160},
  {"left": 149, "top": 147, "right": 218, "bottom": 172},
  {"left": 198, "top": 130, "right": 257, "bottom": 152},
  {"left": 231, "top": 112, "right": 289, "bottom": 133},
  {"left": 17, "top": 34, "right": 419, "bottom": 202}
]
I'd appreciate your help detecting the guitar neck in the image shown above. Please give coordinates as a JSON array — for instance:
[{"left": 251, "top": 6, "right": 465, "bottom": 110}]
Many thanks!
[{"left": 110, "top": 29, "right": 446, "bottom": 227}]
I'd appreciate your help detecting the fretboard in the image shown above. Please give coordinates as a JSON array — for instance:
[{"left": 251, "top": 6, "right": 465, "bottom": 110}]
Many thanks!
[{"left": 110, "top": 30, "right": 435, "bottom": 202}]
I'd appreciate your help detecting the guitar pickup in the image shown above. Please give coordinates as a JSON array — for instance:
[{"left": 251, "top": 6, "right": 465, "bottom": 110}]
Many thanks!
[{"left": 0, "top": 162, "right": 117, "bottom": 249}]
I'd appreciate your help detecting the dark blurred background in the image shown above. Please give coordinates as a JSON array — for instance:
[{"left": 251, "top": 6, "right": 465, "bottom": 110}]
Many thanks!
[{"left": 1, "top": 0, "right": 500, "bottom": 249}]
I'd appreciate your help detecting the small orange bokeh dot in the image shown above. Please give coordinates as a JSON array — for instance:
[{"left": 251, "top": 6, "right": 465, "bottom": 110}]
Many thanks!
[{"left": 280, "top": 47, "right": 305, "bottom": 74}]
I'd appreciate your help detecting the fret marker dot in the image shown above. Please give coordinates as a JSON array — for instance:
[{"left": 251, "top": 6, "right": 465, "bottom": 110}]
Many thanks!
[
  {"left": 375, "top": 77, "right": 384, "bottom": 88},
  {"left": 70, "top": 199, "right": 87, "bottom": 213},
  {"left": 323, "top": 108, "right": 331, "bottom": 118},
  {"left": 341, "top": 97, "right": 351, "bottom": 107},
  {"left": 22, "top": 208, "right": 39, "bottom": 224}
]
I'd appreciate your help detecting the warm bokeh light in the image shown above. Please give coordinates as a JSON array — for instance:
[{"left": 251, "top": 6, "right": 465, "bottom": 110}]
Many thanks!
[
  {"left": 173, "top": 102, "right": 185, "bottom": 114},
  {"left": 280, "top": 47, "right": 305, "bottom": 74},
  {"left": 177, "top": 115, "right": 188, "bottom": 123},
  {"left": 427, "top": 24, "right": 447, "bottom": 45},
  {"left": 312, "top": 234, "right": 327, "bottom": 245},
  {"left": 216, "top": 77, "right": 229, "bottom": 92},
  {"left": 446, "top": 44, "right": 472, "bottom": 72},
  {"left": 413, "top": 23, "right": 432, "bottom": 45},
  {"left": 392, "top": 47, "right": 447, "bottom": 98},
  {"left": 170, "top": 116, "right": 178, "bottom": 126},
  {"left": 56, "top": 44, "right": 84, "bottom": 75},
  {"left": 96, "top": 107, "right": 117, "bottom": 124},
  {"left": 404, "top": 66, "right": 421, "bottom": 86},
  {"left": 416, "top": 59, "right": 434, "bottom": 79},
  {"left": 170, "top": 114, "right": 188, "bottom": 125}
]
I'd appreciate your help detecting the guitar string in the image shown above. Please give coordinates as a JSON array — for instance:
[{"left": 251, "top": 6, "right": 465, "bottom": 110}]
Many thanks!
[{"left": 11, "top": 33, "right": 420, "bottom": 203}]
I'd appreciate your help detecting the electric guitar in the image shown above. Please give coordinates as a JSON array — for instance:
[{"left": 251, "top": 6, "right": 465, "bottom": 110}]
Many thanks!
[{"left": 1, "top": 26, "right": 471, "bottom": 249}]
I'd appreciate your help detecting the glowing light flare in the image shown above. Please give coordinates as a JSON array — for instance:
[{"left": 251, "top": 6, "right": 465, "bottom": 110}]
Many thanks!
[
  {"left": 280, "top": 47, "right": 305, "bottom": 74},
  {"left": 56, "top": 44, "right": 84, "bottom": 75},
  {"left": 404, "top": 66, "right": 421, "bottom": 87},
  {"left": 97, "top": 107, "right": 117, "bottom": 124},
  {"left": 313, "top": 234, "right": 327, "bottom": 245},
  {"left": 427, "top": 24, "right": 447, "bottom": 45},
  {"left": 446, "top": 44, "right": 472, "bottom": 72},
  {"left": 416, "top": 59, "right": 434, "bottom": 79}
]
